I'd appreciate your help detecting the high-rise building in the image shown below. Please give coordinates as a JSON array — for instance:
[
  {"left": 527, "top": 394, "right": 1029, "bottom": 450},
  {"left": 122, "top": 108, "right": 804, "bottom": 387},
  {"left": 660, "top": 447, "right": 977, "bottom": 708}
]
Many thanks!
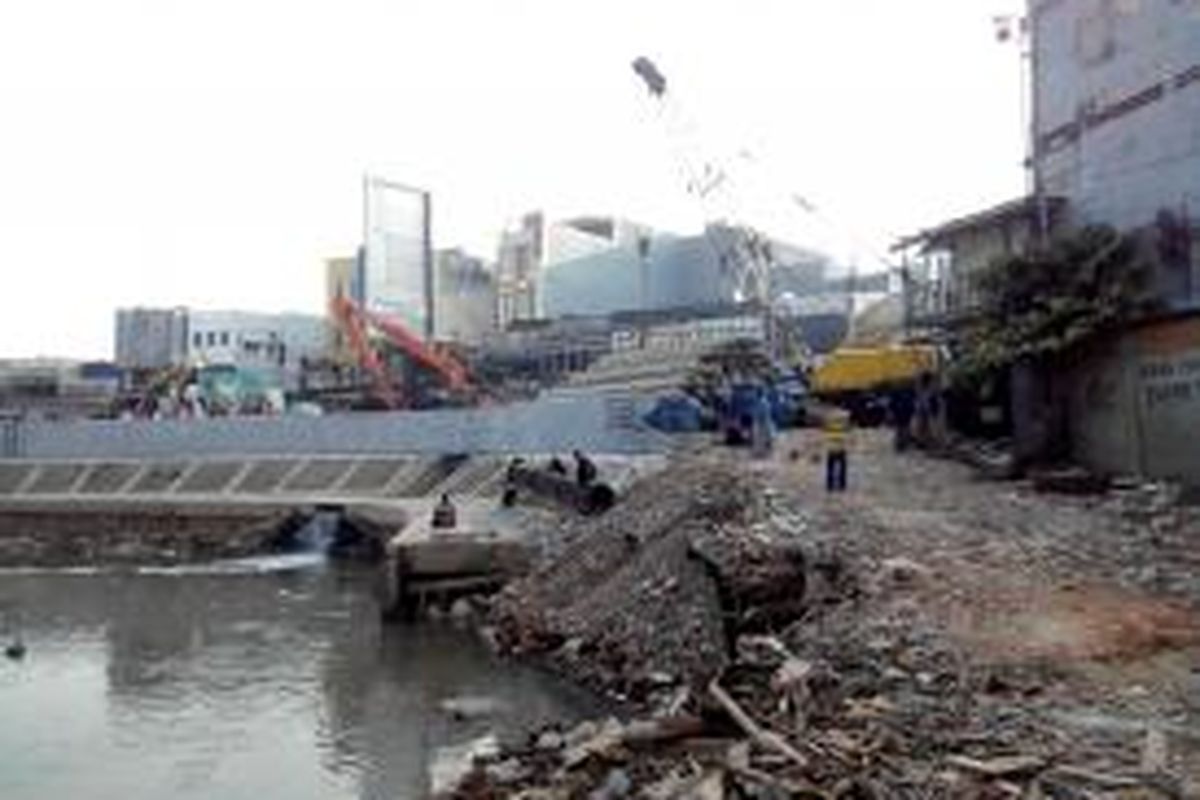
[
  {"left": 114, "top": 307, "right": 189, "bottom": 370},
  {"left": 495, "top": 212, "right": 544, "bottom": 328},
  {"left": 325, "top": 255, "right": 361, "bottom": 363},
  {"left": 433, "top": 249, "right": 496, "bottom": 345},
  {"left": 361, "top": 176, "right": 434, "bottom": 336}
]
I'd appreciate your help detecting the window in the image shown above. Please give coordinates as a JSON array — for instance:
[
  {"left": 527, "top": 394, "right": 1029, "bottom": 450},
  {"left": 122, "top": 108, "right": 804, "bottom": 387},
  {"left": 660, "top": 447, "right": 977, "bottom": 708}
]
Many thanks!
[
  {"left": 193, "top": 332, "right": 202, "bottom": 348},
  {"left": 207, "top": 332, "right": 216, "bottom": 347},
  {"left": 220, "top": 331, "right": 230, "bottom": 346}
]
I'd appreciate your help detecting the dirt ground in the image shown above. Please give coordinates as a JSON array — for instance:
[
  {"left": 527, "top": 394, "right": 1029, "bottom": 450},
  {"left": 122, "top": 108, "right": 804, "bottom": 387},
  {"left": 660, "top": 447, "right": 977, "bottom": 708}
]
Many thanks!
[{"left": 767, "top": 428, "right": 1200, "bottom": 777}]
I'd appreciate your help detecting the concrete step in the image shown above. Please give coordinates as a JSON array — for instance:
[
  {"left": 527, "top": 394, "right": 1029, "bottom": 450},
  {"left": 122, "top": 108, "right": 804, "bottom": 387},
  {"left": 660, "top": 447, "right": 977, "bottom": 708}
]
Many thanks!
[
  {"left": 0, "top": 463, "right": 35, "bottom": 495},
  {"left": 337, "top": 458, "right": 411, "bottom": 494},
  {"left": 175, "top": 461, "right": 245, "bottom": 494},
  {"left": 127, "top": 462, "right": 190, "bottom": 494},
  {"left": 76, "top": 462, "right": 141, "bottom": 495},
  {"left": 280, "top": 459, "right": 356, "bottom": 493},
  {"left": 232, "top": 460, "right": 300, "bottom": 494},
  {"left": 26, "top": 463, "right": 89, "bottom": 494}
]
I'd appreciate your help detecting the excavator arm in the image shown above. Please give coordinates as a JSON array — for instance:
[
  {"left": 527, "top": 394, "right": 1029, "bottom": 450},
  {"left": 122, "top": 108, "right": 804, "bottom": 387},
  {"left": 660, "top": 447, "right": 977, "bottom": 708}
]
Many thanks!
[{"left": 330, "top": 294, "right": 471, "bottom": 408}]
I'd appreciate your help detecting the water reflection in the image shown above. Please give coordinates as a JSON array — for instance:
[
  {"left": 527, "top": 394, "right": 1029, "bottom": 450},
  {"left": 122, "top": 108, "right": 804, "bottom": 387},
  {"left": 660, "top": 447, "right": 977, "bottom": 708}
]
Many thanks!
[{"left": 0, "top": 565, "right": 591, "bottom": 800}]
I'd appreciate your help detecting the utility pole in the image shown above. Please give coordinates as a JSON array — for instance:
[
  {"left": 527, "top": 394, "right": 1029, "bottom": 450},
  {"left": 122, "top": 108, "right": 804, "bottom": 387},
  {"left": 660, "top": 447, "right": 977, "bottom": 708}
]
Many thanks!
[{"left": 995, "top": 12, "right": 1048, "bottom": 247}]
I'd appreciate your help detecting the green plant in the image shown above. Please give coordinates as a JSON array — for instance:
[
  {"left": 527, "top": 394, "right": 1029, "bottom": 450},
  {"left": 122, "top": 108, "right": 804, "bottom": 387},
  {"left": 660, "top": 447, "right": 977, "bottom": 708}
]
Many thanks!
[{"left": 951, "top": 225, "right": 1157, "bottom": 386}]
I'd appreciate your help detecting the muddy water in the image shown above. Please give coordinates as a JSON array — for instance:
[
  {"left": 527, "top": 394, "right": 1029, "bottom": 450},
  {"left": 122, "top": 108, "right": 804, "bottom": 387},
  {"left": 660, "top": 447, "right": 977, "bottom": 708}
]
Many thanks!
[{"left": 0, "top": 562, "right": 592, "bottom": 799}]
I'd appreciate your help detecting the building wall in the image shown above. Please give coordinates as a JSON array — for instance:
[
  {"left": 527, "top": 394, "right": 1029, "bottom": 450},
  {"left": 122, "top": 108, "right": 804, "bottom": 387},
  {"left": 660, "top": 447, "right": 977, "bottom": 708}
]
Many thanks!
[
  {"left": 542, "top": 225, "right": 826, "bottom": 318},
  {"left": 361, "top": 178, "right": 433, "bottom": 336},
  {"left": 114, "top": 307, "right": 189, "bottom": 370},
  {"left": 543, "top": 220, "right": 617, "bottom": 267},
  {"left": 1033, "top": 0, "right": 1200, "bottom": 303},
  {"left": 187, "top": 311, "right": 328, "bottom": 391},
  {"left": 433, "top": 249, "right": 496, "bottom": 345},
  {"left": 324, "top": 256, "right": 358, "bottom": 363},
  {"left": 1067, "top": 312, "right": 1200, "bottom": 483},
  {"left": 495, "top": 212, "right": 544, "bottom": 327},
  {"left": 13, "top": 393, "right": 667, "bottom": 458}
]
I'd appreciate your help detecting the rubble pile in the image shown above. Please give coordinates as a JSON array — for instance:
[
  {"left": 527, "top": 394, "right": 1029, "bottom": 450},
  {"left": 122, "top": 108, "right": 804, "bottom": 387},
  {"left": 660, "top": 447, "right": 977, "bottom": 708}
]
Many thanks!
[
  {"left": 491, "top": 460, "right": 811, "bottom": 703},
  {"left": 460, "top": 561, "right": 1194, "bottom": 799},
  {"left": 449, "top": 445, "right": 1200, "bottom": 798}
]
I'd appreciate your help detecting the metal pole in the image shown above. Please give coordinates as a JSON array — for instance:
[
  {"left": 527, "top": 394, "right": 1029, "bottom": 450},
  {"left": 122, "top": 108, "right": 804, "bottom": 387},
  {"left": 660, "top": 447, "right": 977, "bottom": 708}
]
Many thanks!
[
  {"left": 423, "top": 190, "right": 434, "bottom": 341},
  {"left": 1028, "top": 11, "right": 1050, "bottom": 247}
]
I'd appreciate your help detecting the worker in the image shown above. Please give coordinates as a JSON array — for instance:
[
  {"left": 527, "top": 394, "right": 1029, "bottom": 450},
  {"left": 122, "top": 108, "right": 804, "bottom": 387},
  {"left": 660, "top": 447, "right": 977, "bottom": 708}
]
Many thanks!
[
  {"left": 431, "top": 493, "right": 457, "bottom": 529},
  {"left": 824, "top": 411, "right": 851, "bottom": 493},
  {"left": 548, "top": 456, "right": 568, "bottom": 476},
  {"left": 501, "top": 458, "right": 524, "bottom": 508},
  {"left": 914, "top": 372, "right": 942, "bottom": 449},
  {"left": 890, "top": 385, "right": 915, "bottom": 452},
  {"left": 750, "top": 384, "right": 775, "bottom": 458},
  {"left": 573, "top": 450, "right": 598, "bottom": 488}
]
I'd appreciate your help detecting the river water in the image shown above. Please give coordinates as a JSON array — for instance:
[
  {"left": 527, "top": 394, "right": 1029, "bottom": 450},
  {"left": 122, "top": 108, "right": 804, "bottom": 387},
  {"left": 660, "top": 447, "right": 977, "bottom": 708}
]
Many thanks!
[{"left": 0, "top": 561, "right": 592, "bottom": 799}]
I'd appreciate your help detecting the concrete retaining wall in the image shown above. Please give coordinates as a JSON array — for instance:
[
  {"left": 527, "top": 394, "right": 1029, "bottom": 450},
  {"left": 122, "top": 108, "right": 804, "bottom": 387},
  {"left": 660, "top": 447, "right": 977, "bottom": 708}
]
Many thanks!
[{"left": 10, "top": 393, "right": 666, "bottom": 460}]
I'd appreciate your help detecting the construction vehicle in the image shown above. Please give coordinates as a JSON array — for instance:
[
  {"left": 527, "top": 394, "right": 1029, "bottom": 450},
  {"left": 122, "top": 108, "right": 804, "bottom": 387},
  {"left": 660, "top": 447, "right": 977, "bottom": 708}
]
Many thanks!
[
  {"left": 809, "top": 344, "right": 941, "bottom": 425},
  {"left": 329, "top": 294, "right": 472, "bottom": 409}
]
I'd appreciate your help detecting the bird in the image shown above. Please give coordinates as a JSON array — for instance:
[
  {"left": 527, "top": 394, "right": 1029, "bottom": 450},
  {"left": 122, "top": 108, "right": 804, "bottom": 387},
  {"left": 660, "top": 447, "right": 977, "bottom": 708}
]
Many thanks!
[{"left": 5, "top": 640, "right": 26, "bottom": 660}]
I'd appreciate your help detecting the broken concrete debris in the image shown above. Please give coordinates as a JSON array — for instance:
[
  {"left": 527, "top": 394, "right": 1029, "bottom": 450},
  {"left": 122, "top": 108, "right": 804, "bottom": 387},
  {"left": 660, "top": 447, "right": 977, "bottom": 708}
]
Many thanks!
[{"left": 444, "top": 443, "right": 1199, "bottom": 798}]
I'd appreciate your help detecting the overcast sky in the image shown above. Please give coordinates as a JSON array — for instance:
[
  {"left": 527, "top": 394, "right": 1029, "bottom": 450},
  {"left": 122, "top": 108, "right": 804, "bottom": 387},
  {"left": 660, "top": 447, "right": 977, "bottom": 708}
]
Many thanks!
[{"left": 0, "top": 0, "right": 1025, "bottom": 359}]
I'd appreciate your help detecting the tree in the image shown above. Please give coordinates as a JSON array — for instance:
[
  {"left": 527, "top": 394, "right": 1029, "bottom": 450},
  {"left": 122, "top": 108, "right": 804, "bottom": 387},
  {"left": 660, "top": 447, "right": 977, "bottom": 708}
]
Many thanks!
[{"left": 952, "top": 225, "right": 1158, "bottom": 387}]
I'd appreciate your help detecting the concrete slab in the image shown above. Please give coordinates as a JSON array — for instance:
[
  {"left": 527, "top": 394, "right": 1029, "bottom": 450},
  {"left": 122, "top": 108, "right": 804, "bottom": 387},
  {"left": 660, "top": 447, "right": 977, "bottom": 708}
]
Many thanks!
[
  {"left": 76, "top": 462, "right": 141, "bottom": 494},
  {"left": 0, "top": 462, "right": 35, "bottom": 495},
  {"left": 392, "top": 454, "right": 470, "bottom": 498},
  {"left": 232, "top": 460, "right": 299, "bottom": 494},
  {"left": 281, "top": 459, "right": 356, "bottom": 493},
  {"left": 25, "top": 463, "right": 89, "bottom": 494},
  {"left": 127, "top": 462, "right": 189, "bottom": 494},
  {"left": 436, "top": 457, "right": 504, "bottom": 497},
  {"left": 337, "top": 458, "right": 410, "bottom": 494},
  {"left": 176, "top": 461, "right": 245, "bottom": 494}
]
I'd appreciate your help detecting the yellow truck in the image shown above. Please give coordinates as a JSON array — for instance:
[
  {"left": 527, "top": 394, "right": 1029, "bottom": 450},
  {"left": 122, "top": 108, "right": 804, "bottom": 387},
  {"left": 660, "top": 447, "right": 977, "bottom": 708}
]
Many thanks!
[{"left": 809, "top": 345, "right": 941, "bottom": 425}]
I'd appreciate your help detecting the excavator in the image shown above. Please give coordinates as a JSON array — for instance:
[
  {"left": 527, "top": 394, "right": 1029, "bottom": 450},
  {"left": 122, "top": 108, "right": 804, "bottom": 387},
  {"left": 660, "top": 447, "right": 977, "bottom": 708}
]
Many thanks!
[{"left": 329, "top": 293, "right": 473, "bottom": 409}]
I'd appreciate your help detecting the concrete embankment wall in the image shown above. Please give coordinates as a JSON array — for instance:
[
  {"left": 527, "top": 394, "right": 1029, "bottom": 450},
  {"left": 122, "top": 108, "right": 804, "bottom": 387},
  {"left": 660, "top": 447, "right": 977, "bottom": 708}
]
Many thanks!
[
  {"left": 1066, "top": 312, "right": 1200, "bottom": 484},
  {"left": 1, "top": 393, "right": 665, "bottom": 460},
  {"left": 0, "top": 453, "right": 660, "bottom": 506},
  {"left": 0, "top": 499, "right": 301, "bottom": 566}
]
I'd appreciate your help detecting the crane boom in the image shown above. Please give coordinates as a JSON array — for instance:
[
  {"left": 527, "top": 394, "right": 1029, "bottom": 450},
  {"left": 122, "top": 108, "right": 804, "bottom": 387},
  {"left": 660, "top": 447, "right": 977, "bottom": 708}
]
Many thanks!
[{"left": 630, "top": 56, "right": 773, "bottom": 309}]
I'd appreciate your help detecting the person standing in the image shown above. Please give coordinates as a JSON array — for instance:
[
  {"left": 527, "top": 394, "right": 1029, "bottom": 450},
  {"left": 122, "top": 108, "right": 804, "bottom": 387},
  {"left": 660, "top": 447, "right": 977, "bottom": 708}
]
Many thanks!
[
  {"left": 751, "top": 385, "right": 775, "bottom": 459},
  {"left": 573, "top": 450, "right": 598, "bottom": 488},
  {"left": 890, "top": 385, "right": 915, "bottom": 452},
  {"left": 824, "top": 411, "right": 851, "bottom": 492},
  {"left": 431, "top": 493, "right": 457, "bottom": 529}
]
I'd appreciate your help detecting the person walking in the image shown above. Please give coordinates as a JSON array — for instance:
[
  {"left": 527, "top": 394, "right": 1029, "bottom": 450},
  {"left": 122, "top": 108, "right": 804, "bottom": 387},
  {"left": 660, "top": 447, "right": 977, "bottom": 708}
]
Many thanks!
[{"left": 824, "top": 411, "right": 851, "bottom": 493}]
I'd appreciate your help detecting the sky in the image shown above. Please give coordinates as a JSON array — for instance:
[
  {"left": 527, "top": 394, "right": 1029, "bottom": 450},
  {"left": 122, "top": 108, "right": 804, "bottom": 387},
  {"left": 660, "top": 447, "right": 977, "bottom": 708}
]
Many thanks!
[{"left": 0, "top": 0, "right": 1026, "bottom": 359}]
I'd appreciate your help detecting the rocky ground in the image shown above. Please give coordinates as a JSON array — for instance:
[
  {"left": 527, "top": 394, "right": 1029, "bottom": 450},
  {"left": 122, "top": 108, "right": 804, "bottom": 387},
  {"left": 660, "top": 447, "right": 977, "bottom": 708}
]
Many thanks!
[{"left": 448, "top": 431, "right": 1200, "bottom": 798}]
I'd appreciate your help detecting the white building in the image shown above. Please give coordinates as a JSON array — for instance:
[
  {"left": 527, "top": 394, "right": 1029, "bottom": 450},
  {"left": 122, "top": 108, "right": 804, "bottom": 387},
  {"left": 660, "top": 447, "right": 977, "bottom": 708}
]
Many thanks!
[
  {"left": 1032, "top": 0, "right": 1200, "bottom": 305},
  {"left": 187, "top": 311, "right": 327, "bottom": 391}
]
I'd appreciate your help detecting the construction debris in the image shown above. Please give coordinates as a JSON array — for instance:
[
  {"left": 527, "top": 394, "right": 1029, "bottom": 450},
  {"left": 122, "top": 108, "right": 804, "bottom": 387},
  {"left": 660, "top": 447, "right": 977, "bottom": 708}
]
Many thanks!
[{"left": 445, "top": 436, "right": 1200, "bottom": 798}]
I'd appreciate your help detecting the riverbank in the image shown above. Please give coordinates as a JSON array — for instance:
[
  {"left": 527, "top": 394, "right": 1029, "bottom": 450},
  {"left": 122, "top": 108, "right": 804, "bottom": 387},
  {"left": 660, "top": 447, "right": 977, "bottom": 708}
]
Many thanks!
[
  {"left": 448, "top": 432, "right": 1200, "bottom": 798},
  {"left": 0, "top": 499, "right": 404, "bottom": 566}
]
